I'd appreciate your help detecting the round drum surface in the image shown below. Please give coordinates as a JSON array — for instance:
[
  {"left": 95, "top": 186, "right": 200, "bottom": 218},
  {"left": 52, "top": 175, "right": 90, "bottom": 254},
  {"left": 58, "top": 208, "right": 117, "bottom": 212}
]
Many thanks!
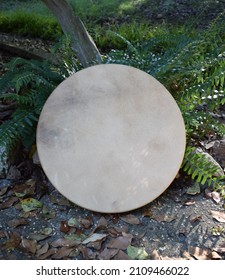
[{"left": 37, "top": 64, "right": 186, "bottom": 213}]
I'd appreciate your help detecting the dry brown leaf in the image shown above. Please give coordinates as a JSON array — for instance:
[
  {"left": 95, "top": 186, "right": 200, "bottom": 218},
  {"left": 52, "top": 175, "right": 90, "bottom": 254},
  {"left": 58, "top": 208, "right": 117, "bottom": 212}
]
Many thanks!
[
  {"left": 114, "top": 250, "right": 131, "bottom": 260},
  {"left": 205, "top": 189, "right": 221, "bottom": 203},
  {"left": 13, "top": 183, "right": 35, "bottom": 196},
  {"left": 6, "top": 165, "right": 21, "bottom": 180},
  {"left": 97, "top": 216, "right": 108, "bottom": 228},
  {"left": 190, "top": 215, "right": 203, "bottom": 223},
  {"left": 183, "top": 199, "right": 195, "bottom": 206},
  {"left": 211, "top": 210, "right": 225, "bottom": 223},
  {"left": 211, "top": 192, "right": 221, "bottom": 203},
  {"left": 91, "top": 216, "right": 108, "bottom": 234},
  {"left": 108, "top": 228, "right": 121, "bottom": 237},
  {"left": 86, "top": 240, "right": 103, "bottom": 250},
  {"left": 37, "top": 248, "right": 58, "bottom": 260},
  {"left": 29, "top": 233, "right": 49, "bottom": 241},
  {"left": 0, "top": 230, "right": 6, "bottom": 238},
  {"left": 82, "top": 233, "right": 107, "bottom": 245},
  {"left": 151, "top": 212, "right": 176, "bottom": 223},
  {"left": 0, "top": 186, "right": 8, "bottom": 196},
  {"left": 57, "top": 197, "right": 71, "bottom": 206},
  {"left": 49, "top": 195, "right": 70, "bottom": 206},
  {"left": 210, "top": 251, "right": 222, "bottom": 259},
  {"left": 21, "top": 239, "right": 37, "bottom": 254},
  {"left": 110, "top": 214, "right": 120, "bottom": 224},
  {"left": 79, "top": 245, "right": 96, "bottom": 260},
  {"left": 108, "top": 225, "right": 129, "bottom": 238},
  {"left": 182, "top": 250, "right": 194, "bottom": 260},
  {"left": 107, "top": 235, "right": 132, "bottom": 250},
  {"left": 51, "top": 247, "right": 75, "bottom": 259},
  {"left": 60, "top": 221, "right": 71, "bottom": 233},
  {"left": 150, "top": 249, "right": 162, "bottom": 260},
  {"left": 120, "top": 214, "right": 141, "bottom": 225},
  {"left": 7, "top": 218, "right": 27, "bottom": 228},
  {"left": 142, "top": 208, "right": 153, "bottom": 217},
  {"left": 51, "top": 238, "right": 79, "bottom": 248},
  {"left": 3, "top": 232, "right": 21, "bottom": 250},
  {"left": 213, "top": 243, "right": 225, "bottom": 253},
  {"left": 0, "top": 197, "right": 18, "bottom": 209},
  {"left": 36, "top": 243, "right": 49, "bottom": 257},
  {"left": 98, "top": 248, "right": 119, "bottom": 260},
  {"left": 20, "top": 211, "right": 37, "bottom": 218},
  {"left": 188, "top": 246, "right": 210, "bottom": 260},
  {"left": 205, "top": 188, "right": 212, "bottom": 198},
  {"left": 80, "top": 217, "right": 93, "bottom": 229}
]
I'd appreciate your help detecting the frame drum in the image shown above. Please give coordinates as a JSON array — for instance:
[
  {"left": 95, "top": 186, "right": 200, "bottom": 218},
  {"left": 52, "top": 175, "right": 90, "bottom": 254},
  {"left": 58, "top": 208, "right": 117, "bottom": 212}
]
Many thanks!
[{"left": 37, "top": 64, "right": 186, "bottom": 213}]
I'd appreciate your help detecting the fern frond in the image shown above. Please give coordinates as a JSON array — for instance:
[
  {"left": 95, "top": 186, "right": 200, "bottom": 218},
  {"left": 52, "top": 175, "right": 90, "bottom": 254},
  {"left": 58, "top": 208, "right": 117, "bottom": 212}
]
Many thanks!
[{"left": 182, "top": 146, "right": 224, "bottom": 186}]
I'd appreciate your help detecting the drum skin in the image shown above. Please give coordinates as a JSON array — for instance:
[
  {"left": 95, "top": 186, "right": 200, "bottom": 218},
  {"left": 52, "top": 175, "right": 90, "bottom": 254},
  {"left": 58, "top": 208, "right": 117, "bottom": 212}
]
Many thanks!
[{"left": 37, "top": 64, "right": 186, "bottom": 213}]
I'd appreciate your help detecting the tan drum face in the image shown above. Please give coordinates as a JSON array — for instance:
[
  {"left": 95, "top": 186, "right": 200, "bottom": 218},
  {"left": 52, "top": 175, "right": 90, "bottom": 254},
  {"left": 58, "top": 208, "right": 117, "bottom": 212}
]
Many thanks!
[{"left": 37, "top": 64, "right": 186, "bottom": 213}]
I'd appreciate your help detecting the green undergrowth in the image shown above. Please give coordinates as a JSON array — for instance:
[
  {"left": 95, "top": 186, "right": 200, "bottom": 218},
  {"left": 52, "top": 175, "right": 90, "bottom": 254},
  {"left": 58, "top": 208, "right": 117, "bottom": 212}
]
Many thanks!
[{"left": 0, "top": 10, "right": 62, "bottom": 40}]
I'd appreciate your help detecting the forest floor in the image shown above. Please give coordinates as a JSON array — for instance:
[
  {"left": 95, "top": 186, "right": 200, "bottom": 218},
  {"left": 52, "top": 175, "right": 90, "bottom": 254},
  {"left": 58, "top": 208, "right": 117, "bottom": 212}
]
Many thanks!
[{"left": 1, "top": 0, "right": 225, "bottom": 260}]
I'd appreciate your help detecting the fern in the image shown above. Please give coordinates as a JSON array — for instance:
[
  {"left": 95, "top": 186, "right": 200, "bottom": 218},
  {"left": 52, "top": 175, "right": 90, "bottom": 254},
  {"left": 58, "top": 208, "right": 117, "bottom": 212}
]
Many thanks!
[
  {"left": 0, "top": 38, "right": 78, "bottom": 161},
  {"left": 182, "top": 147, "right": 224, "bottom": 186}
]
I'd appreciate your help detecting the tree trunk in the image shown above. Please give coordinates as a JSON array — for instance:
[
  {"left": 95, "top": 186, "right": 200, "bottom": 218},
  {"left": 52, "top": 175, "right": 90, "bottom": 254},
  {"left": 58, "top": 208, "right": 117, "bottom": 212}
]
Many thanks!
[{"left": 42, "top": 0, "right": 102, "bottom": 67}]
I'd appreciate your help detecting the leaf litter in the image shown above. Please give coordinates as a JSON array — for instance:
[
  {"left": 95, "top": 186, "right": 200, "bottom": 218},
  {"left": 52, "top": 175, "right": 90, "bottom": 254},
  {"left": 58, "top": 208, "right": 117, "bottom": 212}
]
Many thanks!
[{"left": 1, "top": 171, "right": 225, "bottom": 260}]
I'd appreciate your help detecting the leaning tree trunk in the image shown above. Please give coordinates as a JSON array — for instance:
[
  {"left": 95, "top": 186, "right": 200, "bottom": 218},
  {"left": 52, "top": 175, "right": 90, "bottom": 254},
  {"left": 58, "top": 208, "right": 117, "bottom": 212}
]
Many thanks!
[{"left": 42, "top": 0, "right": 102, "bottom": 67}]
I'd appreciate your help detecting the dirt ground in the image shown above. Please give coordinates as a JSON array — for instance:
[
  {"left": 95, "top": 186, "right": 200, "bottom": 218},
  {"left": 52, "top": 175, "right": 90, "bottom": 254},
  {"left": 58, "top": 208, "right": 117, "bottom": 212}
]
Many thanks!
[{"left": 1, "top": 162, "right": 225, "bottom": 260}]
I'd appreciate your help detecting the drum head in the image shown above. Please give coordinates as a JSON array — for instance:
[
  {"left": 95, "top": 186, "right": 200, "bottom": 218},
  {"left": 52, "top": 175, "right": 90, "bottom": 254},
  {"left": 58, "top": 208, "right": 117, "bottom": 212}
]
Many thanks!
[{"left": 37, "top": 64, "right": 186, "bottom": 213}]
